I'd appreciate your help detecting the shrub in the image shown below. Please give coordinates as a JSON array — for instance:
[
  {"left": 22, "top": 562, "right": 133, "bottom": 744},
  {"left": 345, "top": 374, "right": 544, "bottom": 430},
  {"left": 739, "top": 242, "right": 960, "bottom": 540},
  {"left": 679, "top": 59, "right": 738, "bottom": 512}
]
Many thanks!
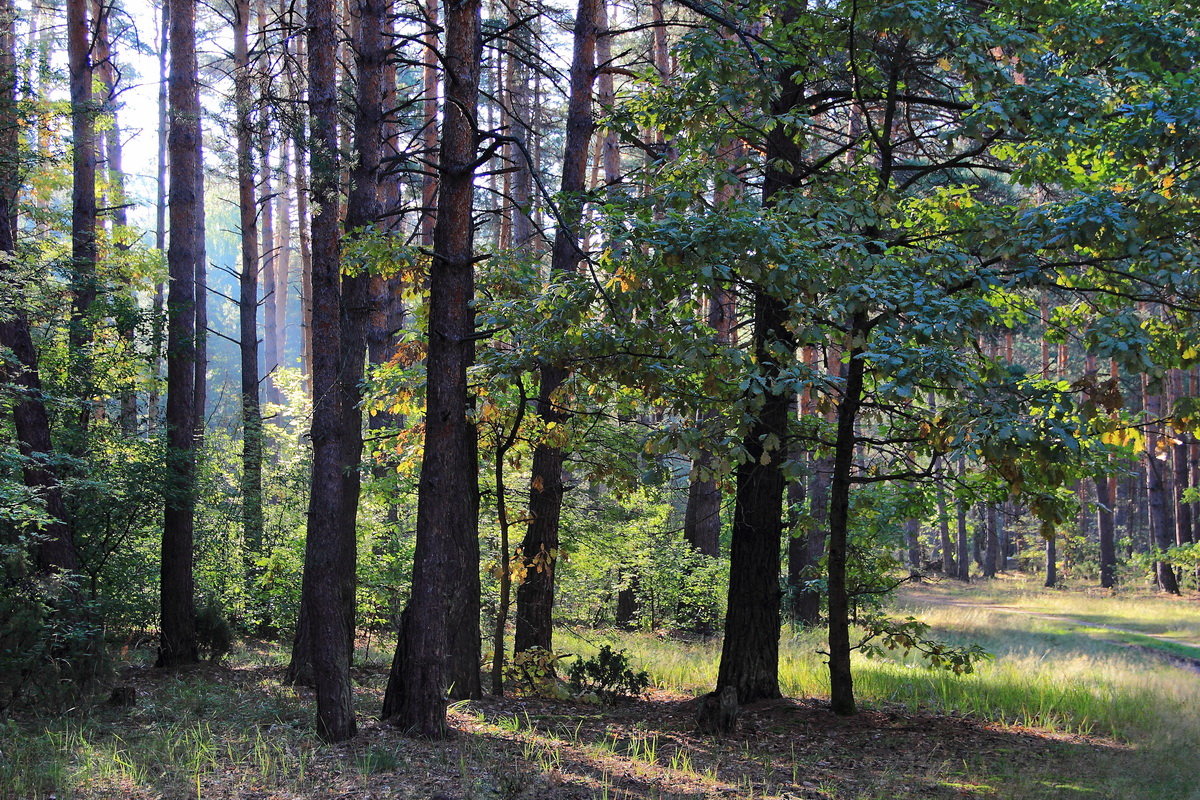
[{"left": 567, "top": 645, "right": 649, "bottom": 703}]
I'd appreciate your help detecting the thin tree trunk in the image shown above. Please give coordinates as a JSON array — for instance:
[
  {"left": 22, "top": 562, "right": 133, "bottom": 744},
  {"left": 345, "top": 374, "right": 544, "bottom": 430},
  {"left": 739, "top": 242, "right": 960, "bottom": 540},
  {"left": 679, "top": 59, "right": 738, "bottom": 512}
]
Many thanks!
[
  {"left": 513, "top": 0, "right": 598, "bottom": 658},
  {"left": 956, "top": 463, "right": 970, "bottom": 581},
  {"left": 67, "top": 0, "right": 97, "bottom": 449},
  {"left": 234, "top": 0, "right": 264, "bottom": 614},
  {"left": 383, "top": 0, "right": 483, "bottom": 737},
  {"left": 158, "top": 0, "right": 204, "bottom": 669},
  {"left": 149, "top": 0, "right": 169, "bottom": 424}
]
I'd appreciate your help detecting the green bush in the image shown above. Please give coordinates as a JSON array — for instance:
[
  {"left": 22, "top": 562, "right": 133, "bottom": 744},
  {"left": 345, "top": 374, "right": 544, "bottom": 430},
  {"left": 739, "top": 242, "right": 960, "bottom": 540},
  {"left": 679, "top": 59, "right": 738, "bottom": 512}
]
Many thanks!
[{"left": 567, "top": 645, "right": 649, "bottom": 702}]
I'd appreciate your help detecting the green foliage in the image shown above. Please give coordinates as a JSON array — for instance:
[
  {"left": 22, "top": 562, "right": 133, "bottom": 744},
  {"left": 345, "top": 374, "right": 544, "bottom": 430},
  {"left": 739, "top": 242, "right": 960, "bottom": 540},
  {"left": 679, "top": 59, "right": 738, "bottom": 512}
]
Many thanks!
[
  {"left": 566, "top": 645, "right": 650, "bottom": 703},
  {"left": 194, "top": 600, "right": 234, "bottom": 662},
  {"left": 503, "top": 646, "right": 569, "bottom": 697},
  {"left": 858, "top": 614, "right": 991, "bottom": 676}
]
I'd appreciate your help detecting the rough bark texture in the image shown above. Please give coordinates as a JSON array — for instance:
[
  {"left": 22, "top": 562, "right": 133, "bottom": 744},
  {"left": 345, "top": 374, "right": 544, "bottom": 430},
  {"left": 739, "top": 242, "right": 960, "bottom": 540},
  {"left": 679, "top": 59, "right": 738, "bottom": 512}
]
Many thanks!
[
  {"left": 514, "top": 0, "right": 597, "bottom": 658},
  {"left": 825, "top": 313, "right": 867, "bottom": 717},
  {"left": 716, "top": 6, "right": 804, "bottom": 704},
  {"left": 383, "top": 0, "right": 482, "bottom": 737},
  {"left": 159, "top": 0, "right": 204, "bottom": 669},
  {"left": 290, "top": 0, "right": 356, "bottom": 741}
]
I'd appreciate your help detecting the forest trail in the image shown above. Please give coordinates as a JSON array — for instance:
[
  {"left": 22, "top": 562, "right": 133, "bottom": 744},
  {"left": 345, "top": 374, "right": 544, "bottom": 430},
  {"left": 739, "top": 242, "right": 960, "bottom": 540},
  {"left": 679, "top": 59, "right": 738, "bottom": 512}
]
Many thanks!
[{"left": 898, "top": 586, "right": 1200, "bottom": 674}]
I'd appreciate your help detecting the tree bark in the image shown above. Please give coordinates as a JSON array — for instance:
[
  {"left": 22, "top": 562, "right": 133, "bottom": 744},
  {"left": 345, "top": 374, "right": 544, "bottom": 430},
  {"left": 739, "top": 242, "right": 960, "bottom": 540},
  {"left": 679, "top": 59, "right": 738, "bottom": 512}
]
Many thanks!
[
  {"left": 234, "top": 0, "right": 264, "bottom": 613},
  {"left": 288, "top": 0, "right": 357, "bottom": 741},
  {"left": 383, "top": 0, "right": 482, "bottom": 737},
  {"left": 1145, "top": 373, "right": 1180, "bottom": 594},
  {"left": 824, "top": 314, "right": 868, "bottom": 716},
  {"left": 158, "top": 0, "right": 204, "bottom": 669},
  {"left": 514, "top": 0, "right": 598, "bottom": 658},
  {"left": 67, "top": 0, "right": 97, "bottom": 450}
]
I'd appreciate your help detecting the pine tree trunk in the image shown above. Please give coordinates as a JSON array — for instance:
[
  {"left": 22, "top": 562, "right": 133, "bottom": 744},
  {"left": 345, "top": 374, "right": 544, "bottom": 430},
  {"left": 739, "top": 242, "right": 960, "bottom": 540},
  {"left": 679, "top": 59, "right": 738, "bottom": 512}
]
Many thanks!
[
  {"left": 383, "top": 0, "right": 482, "bottom": 737},
  {"left": 67, "top": 0, "right": 97, "bottom": 450},
  {"left": 289, "top": 0, "right": 357, "bottom": 742},
  {"left": 1096, "top": 474, "right": 1116, "bottom": 588},
  {"left": 159, "top": 0, "right": 204, "bottom": 669},
  {"left": 234, "top": 0, "right": 264, "bottom": 618},
  {"left": 514, "top": 0, "right": 599, "bottom": 658}
]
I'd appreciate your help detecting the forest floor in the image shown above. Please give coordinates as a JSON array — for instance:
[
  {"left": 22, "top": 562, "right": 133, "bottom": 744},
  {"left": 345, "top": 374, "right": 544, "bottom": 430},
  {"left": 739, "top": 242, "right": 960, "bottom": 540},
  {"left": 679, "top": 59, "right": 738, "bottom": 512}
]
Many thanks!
[{"left": 6, "top": 576, "right": 1200, "bottom": 800}]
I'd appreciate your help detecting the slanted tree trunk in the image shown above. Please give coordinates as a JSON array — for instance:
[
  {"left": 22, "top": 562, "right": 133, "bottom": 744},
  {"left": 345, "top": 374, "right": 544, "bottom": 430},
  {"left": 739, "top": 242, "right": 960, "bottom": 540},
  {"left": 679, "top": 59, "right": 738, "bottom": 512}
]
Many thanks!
[
  {"left": 514, "top": 0, "right": 598, "bottom": 659},
  {"left": 159, "top": 0, "right": 204, "bottom": 669},
  {"left": 383, "top": 0, "right": 482, "bottom": 738}
]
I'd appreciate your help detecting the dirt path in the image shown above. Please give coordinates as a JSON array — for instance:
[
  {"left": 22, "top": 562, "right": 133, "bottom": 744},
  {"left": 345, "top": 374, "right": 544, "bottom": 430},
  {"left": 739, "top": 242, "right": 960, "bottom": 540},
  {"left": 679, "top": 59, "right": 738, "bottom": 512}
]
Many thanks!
[{"left": 899, "top": 589, "right": 1200, "bottom": 674}]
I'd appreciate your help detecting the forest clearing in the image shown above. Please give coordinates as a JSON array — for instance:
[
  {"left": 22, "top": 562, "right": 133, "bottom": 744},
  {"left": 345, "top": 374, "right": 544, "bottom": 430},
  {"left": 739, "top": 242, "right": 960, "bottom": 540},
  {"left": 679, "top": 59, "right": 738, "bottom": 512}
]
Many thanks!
[{"left": 5, "top": 578, "right": 1200, "bottom": 799}]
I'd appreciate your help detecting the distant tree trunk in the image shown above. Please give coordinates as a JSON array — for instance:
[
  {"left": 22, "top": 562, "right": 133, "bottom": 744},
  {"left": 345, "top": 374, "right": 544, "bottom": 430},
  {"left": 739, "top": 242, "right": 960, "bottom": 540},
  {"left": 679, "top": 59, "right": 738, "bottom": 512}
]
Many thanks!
[
  {"left": 983, "top": 504, "right": 998, "bottom": 579},
  {"left": 67, "top": 0, "right": 97, "bottom": 449},
  {"left": 260, "top": 140, "right": 278, "bottom": 405},
  {"left": 513, "top": 0, "right": 598, "bottom": 658},
  {"left": 906, "top": 519, "right": 921, "bottom": 578},
  {"left": 159, "top": 0, "right": 204, "bottom": 669},
  {"left": 955, "top": 465, "right": 970, "bottom": 582},
  {"left": 1145, "top": 372, "right": 1180, "bottom": 594},
  {"left": 1170, "top": 370, "right": 1192, "bottom": 548},
  {"left": 383, "top": 0, "right": 482, "bottom": 738},
  {"left": 149, "top": 0, "right": 168, "bottom": 423},
  {"left": 234, "top": 0, "right": 264, "bottom": 604},
  {"left": 1096, "top": 474, "right": 1116, "bottom": 588},
  {"left": 274, "top": 137, "right": 292, "bottom": 378},
  {"left": 91, "top": 0, "right": 137, "bottom": 434},
  {"left": 937, "top": 474, "right": 955, "bottom": 576},
  {"left": 1044, "top": 530, "right": 1057, "bottom": 587}
]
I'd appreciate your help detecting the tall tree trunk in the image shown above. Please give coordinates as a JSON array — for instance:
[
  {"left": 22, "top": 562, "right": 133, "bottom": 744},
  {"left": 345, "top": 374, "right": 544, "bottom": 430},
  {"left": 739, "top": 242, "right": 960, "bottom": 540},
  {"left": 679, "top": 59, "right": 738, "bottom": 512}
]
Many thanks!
[
  {"left": 159, "top": 0, "right": 204, "bottom": 669},
  {"left": 514, "top": 0, "right": 598, "bottom": 658},
  {"left": 91, "top": 0, "right": 137, "bottom": 434},
  {"left": 937, "top": 472, "right": 954, "bottom": 576},
  {"left": 383, "top": 0, "right": 482, "bottom": 737},
  {"left": 67, "top": 0, "right": 97, "bottom": 451},
  {"left": 234, "top": 0, "right": 264, "bottom": 615},
  {"left": 419, "top": 0, "right": 438, "bottom": 247},
  {"left": 149, "top": 0, "right": 169, "bottom": 424},
  {"left": 288, "top": 0, "right": 358, "bottom": 742},
  {"left": 275, "top": 137, "right": 292, "bottom": 379},
  {"left": 825, "top": 314, "right": 868, "bottom": 716},
  {"left": 0, "top": 0, "right": 80, "bottom": 576},
  {"left": 715, "top": 5, "right": 806, "bottom": 704}
]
